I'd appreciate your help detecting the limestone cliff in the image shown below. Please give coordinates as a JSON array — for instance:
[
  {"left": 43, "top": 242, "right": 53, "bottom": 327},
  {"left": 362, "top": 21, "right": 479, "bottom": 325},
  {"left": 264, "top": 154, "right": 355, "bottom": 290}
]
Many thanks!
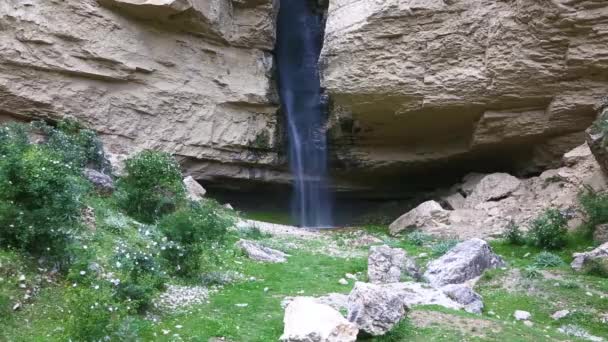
[
  {"left": 0, "top": 0, "right": 286, "bottom": 185},
  {"left": 322, "top": 0, "right": 608, "bottom": 190}
]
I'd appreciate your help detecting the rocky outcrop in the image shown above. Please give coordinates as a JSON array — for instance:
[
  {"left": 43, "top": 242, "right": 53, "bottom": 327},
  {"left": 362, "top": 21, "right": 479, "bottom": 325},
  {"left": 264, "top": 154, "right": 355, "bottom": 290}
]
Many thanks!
[
  {"left": 367, "top": 245, "right": 419, "bottom": 283},
  {"left": 424, "top": 239, "right": 505, "bottom": 287},
  {"left": 280, "top": 297, "right": 358, "bottom": 342},
  {"left": 322, "top": 0, "right": 608, "bottom": 187},
  {"left": 84, "top": 168, "right": 114, "bottom": 195},
  {"left": 389, "top": 201, "right": 445, "bottom": 234},
  {"left": 235, "top": 239, "right": 287, "bottom": 263},
  {"left": 0, "top": 0, "right": 284, "bottom": 188}
]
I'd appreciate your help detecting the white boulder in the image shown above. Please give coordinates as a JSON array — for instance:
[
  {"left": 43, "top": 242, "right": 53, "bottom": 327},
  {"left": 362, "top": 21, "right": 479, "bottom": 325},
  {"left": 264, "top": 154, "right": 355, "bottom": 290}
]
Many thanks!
[
  {"left": 235, "top": 239, "right": 287, "bottom": 263},
  {"left": 389, "top": 200, "right": 445, "bottom": 235},
  {"left": 184, "top": 176, "right": 206, "bottom": 201}
]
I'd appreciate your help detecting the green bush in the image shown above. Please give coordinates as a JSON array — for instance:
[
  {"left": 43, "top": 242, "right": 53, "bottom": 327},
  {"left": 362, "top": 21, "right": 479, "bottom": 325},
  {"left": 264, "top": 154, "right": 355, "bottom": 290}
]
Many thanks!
[
  {"left": 522, "top": 266, "right": 543, "bottom": 279},
  {"left": 579, "top": 189, "right": 608, "bottom": 228},
  {"left": 526, "top": 209, "right": 568, "bottom": 250},
  {"left": 158, "top": 200, "right": 234, "bottom": 277},
  {"left": 0, "top": 123, "right": 89, "bottom": 258},
  {"left": 64, "top": 285, "right": 126, "bottom": 341},
  {"left": 533, "top": 251, "right": 565, "bottom": 268},
  {"left": 407, "top": 231, "right": 430, "bottom": 246},
  {"left": 504, "top": 220, "right": 525, "bottom": 245},
  {"left": 430, "top": 239, "right": 459, "bottom": 257},
  {"left": 0, "top": 293, "right": 10, "bottom": 320},
  {"left": 117, "top": 150, "right": 185, "bottom": 223},
  {"left": 238, "top": 226, "right": 271, "bottom": 240}
]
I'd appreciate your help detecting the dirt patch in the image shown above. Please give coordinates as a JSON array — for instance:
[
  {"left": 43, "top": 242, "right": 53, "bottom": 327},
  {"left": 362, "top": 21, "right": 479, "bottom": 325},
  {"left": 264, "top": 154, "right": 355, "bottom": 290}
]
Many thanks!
[{"left": 409, "top": 310, "right": 502, "bottom": 338}]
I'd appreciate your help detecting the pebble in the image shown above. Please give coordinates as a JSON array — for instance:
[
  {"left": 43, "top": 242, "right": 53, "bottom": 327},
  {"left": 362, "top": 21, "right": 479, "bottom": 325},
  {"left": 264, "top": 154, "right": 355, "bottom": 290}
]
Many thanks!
[
  {"left": 418, "top": 253, "right": 428, "bottom": 258},
  {"left": 235, "top": 303, "right": 248, "bottom": 308},
  {"left": 345, "top": 273, "right": 357, "bottom": 280},
  {"left": 551, "top": 310, "right": 570, "bottom": 320},
  {"left": 514, "top": 310, "right": 532, "bottom": 321},
  {"left": 523, "top": 320, "right": 534, "bottom": 327},
  {"left": 338, "top": 278, "right": 348, "bottom": 285}
]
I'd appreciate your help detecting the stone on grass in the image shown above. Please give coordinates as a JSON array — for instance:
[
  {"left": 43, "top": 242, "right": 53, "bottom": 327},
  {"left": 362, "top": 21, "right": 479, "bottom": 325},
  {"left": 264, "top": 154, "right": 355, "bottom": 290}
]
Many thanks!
[
  {"left": 339, "top": 278, "right": 348, "bottom": 285},
  {"left": 514, "top": 310, "right": 531, "bottom": 321},
  {"left": 280, "top": 297, "right": 358, "bottom": 342},
  {"left": 184, "top": 176, "right": 206, "bottom": 201},
  {"left": 84, "top": 168, "right": 114, "bottom": 194},
  {"left": 388, "top": 282, "right": 462, "bottom": 310},
  {"left": 368, "top": 245, "right": 419, "bottom": 284},
  {"left": 389, "top": 201, "right": 445, "bottom": 235},
  {"left": 424, "top": 238, "right": 505, "bottom": 287},
  {"left": 281, "top": 293, "right": 349, "bottom": 312},
  {"left": 465, "top": 173, "right": 521, "bottom": 207},
  {"left": 551, "top": 310, "right": 570, "bottom": 320},
  {"left": 571, "top": 242, "right": 608, "bottom": 271},
  {"left": 347, "top": 282, "right": 408, "bottom": 336},
  {"left": 441, "top": 284, "right": 484, "bottom": 314},
  {"left": 235, "top": 239, "right": 287, "bottom": 263}
]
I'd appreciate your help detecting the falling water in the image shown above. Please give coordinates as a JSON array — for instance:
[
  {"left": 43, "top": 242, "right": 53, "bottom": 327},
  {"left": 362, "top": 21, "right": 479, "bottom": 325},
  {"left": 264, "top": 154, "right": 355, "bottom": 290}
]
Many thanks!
[{"left": 276, "top": 0, "right": 332, "bottom": 227}]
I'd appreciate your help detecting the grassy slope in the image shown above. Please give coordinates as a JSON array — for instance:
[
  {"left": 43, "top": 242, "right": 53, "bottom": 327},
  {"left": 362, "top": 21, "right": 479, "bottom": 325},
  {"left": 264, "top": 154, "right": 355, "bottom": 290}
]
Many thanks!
[{"left": 2, "top": 209, "right": 608, "bottom": 341}]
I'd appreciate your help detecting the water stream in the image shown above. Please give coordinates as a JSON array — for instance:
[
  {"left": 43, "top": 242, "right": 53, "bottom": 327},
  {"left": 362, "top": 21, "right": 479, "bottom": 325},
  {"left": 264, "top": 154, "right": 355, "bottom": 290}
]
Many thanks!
[{"left": 275, "top": 0, "right": 332, "bottom": 227}]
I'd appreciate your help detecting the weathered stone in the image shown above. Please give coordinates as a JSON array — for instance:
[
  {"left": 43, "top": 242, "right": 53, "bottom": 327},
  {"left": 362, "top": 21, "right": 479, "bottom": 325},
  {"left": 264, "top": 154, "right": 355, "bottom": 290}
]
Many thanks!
[
  {"left": 461, "top": 173, "right": 487, "bottom": 196},
  {"left": 514, "top": 310, "right": 532, "bottom": 321},
  {"left": 571, "top": 242, "right": 608, "bottom": 272},
  {"left": 441, "top": 284, "right": 484, "bottom": 314},
  {"left": 281, "top": 293, "right": 349, "bottom": 313},
  {"left": 441, "top": 192, "right": 466, "bottom": 210},
  {"left": 594, "top": 224, "right": 608, "bottom": 244},
  {"left": 563, "top": 143, "right": 592, "bottom": 167},
  {"left": 184, "top": 176, "right": 206, "bottom": 201},
  {"left": 280, "top": 297, "right": 358, "bottom": 342},
  {"left": 0, "top": 0, "right": 283, "bottom": 190},
  {"left": 347, "top": 282, "right": 408, "bottom": 336},
  {"left": 465, "top": 173, "right": 521, "bottom": 208},
  {"left": 321, "top": 0, "right": 607, "bottom": 183},
  {"left": 388, "top": 282, "right": 462, "bottom": 311},
  {"left": 368, "top": 245, "right": 419, "bottom": 284},
  {"left": 551, "top": 310, "right": 570, "bottom": 320},
  {"left": 84, "top": 168, "right": 114, "bottom": 195},
  {"left": 389, "top": 201, "right": 445, "bottom": 235},
  {"left": 235, "top": 239, "right": 287, "bottom": 263},
  {"left": 424, "top": 238, "right": 505, "bottom": 287},
  {"left": 587, "top": 125, "right": 608, "bottom": 176}
]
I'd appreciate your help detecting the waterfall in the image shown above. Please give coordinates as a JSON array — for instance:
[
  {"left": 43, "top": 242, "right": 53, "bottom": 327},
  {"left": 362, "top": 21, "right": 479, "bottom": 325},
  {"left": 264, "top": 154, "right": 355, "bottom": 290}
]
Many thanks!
[{"left": 276, "top": 0, "right": 332, "bottom": 227}]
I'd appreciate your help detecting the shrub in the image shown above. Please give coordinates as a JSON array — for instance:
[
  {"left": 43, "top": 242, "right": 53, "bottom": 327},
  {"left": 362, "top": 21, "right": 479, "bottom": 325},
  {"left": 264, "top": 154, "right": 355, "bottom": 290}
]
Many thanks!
[
  {"left": 158, "top": 200, "right": 234, "bottom": 277},
  {"left": 526, "top": 209, "right": 568, "bottom": 250},
  {"left": 579, "top": 189, "right": 608, "bottom": 227},
  {"left": 504, "top": 220, "right": 525, "bottom": 245},
  {"left": 238, "top": 226, "right": 271, "bottom": 240},
  {"left": 430, "top": 239, "right": 459, "bottom": 257},
  {"left": 117, "top": 150, "right": 185, "bottom": 223},
  {"left": 64, "top": 285, "right": 126, "bottom": 341},
  {"left": 407, "top": 231, "right": 430, "bottom": 246},
  {"left": 0, "top": 123, "right": 89, "bottom": 259},
  {"left": 522, "top": 266, "right": 542, "bottom": 279},
  {"left": 582, "top": 258, "right": 608, "bottom": 278},
  {"left": 533, "top": 251, "right": 565, "bottom": 268}
]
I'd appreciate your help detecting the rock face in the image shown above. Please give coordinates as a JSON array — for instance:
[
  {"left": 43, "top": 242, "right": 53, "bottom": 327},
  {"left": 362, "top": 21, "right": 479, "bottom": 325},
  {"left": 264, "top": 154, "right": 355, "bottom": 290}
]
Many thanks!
[
  {"left": 367, "top": 245, "right": 419, "bottom": 283},
  {"left": 571, "top": 242, "right": 608, "bottom": 271},
  {"left": 347, "top": 282, "right": 408, "bottom": 336},
  {"left": 424, "top": 239, "right": 505, "bottom": 287},
  {"left": 235, "top": 239, "right": 287, "bottom": 263},
  {"left": 321, "top": 0, "right": 608, "bottom": 187},
  {"left": 280, "top": 297, "right": 358, "bottom": 342},
  {"left": 183, "top": 176, "right": 206, "bottom": 201},
  {"left": 0, "top": 0, "right": 284, "bottom": 187}
]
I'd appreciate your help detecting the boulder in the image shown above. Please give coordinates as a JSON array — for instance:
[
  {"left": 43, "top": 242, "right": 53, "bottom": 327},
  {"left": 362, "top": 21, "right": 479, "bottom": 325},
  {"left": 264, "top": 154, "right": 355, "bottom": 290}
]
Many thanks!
[
  {"left": 562, "top": 143, "right": 592, "bottom": 166},
  {"left": 514, "top": 310, "right": 531, "bottom": 321},
  {"left": 281, "top": 293, "right": 349, "bottom": 313},
  {"left": 441, "top": 284, "right": 484, "bottom": 314},
  {"left": 465, "top": 173, "right": 521, "bottom": 208},
  {"left": 347, "top": 282, "right": 408, "bottom": 336},
  {"left": 83, "top": 168, "right": 114, "bottom": 195},
  {"left": 184, "top": 176, "right": 207, "bottom": 201},
  {"left": 551, "top": 310, "right": 570, "bottom": 320},
  {"left": 461, "top": 173, "right": 487, "bottom": 196},
  {"left": 441, "top": 192, "right": 466, "bottom": 210},
  {"left": 368, "top": 245, "right": 419, "bottom": 284},
  {"left": 280, "top": 297, "right": 358, "bottom": 342},
  {"left": 389, "top": 201, "right": 445, "bottom": 235},
  {"left": 235, "top": 239, "right": 287, "bottom": 263},
  {"left": 571, "top": 242, "right": 608, "bottom": 272},
  {"left": 388, "top": 282, "right": 462, "bottom": 311},
  {"left": 424, "top": 238, "right": 505, "bottom": 287}
]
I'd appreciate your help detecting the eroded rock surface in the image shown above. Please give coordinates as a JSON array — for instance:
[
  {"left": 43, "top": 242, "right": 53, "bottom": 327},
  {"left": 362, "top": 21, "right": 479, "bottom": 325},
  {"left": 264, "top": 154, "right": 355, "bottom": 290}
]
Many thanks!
[
  {"left": 184, "top": 176, "right": 206, "bottom": 201},
  {"left": 389, "top": 201, "right": 445, "bottom": 235},
  {"left": 235, "top": 239, "right": 287, "bottom": 263},
  {"left": 347, "top": 282, "right": 408, "bottom": 336},
  {"left": 322, "top": 0, "right": 608, "bottom": 184},
  {"left": 368, "top": 245, "right": 419, "bottom": 283},
  {"left": 441, "top": 284, "right": 484, "bottom": 314}
]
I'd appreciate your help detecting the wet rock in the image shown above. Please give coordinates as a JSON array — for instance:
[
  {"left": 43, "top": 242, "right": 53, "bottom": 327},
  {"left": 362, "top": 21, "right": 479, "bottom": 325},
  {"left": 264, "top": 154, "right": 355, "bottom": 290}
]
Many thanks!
[
  {"left": 280, "top": 297, "right": 358, "bottom": 342},
  {"left": 84, "top": 168, "right": 114, "bottom": 195},
  {"left": 389, "top": 201, "right": 445, "bottom": 235},
  {"left": 347, "top": 282, "right": 408, "bottom": 336},
  {"left": 514, "top": 310, "right": 531, "bottom": 321},
  {"left": 465, "top": 173, "right": 521, "bottom": 208},
  {"left": 424, "top": 238, "right": 505, "bottom": 287},
  {"left": 184, "top": 176, "right": 206, "bottom": 201},
  {"left": 571, "top": 242, "right": 608, "bottom": 272},
  {"left": 441, "top": 284, "right": 483, "bottom": 314},
  {"left": 368, "top": 245, "right": 419, "bottom": 283},
  {"left": 235, "top": 239, "right": 288, "bottom": 263}
]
